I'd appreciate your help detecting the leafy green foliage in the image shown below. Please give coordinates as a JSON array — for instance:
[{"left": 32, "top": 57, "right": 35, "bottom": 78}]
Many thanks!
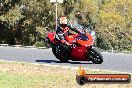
[{"left": 0, "top": 0, "right": 131, "bottom": 51}]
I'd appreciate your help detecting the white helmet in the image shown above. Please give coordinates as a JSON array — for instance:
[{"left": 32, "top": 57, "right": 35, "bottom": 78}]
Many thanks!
[{"left": 60, "top": 16, "right": 67, "bottom": 25}]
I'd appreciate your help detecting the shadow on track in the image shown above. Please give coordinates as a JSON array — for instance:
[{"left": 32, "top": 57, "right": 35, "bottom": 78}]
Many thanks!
[
  {"left": 36, "top": 60, "right": 60, "bottom": 63},
  {"left": 36, "top": 60, "right": 94, "bottom": 64}
]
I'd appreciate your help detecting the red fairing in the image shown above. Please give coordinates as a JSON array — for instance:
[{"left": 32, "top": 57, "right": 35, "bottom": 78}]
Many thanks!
[
  {"left": 66, "top": 33, "right": 93, "bottom": 61},
  {"left": 66, "top": 34, "right": 78, "bottom": 43},
  {"left": 71, "top": 46, "right": 88, "bottom": 61},
  {"left": 48, "top": 32, "right": 56, "bottom": 42}
]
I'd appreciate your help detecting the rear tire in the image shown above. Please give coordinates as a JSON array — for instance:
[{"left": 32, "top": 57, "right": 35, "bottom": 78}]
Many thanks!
[
  {"left": 88, "top": 47, "right": 103, "bottom": 64},
  {"left": 52, "top": 45, "right": 69, "bottom": 63}
]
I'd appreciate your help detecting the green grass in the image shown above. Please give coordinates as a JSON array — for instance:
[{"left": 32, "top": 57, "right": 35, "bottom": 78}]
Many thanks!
[
  {"left": 0, "top": 61, "right": 131, "bottom": 88},
  {"left": 0, "top": 72, "right": 31, "bottom": 88},
  {"left": 0, "top": 72, "right": 76, "bottom": 88},
  {"left": 0, "top": 71, "right": 64, "bottom": 88}
]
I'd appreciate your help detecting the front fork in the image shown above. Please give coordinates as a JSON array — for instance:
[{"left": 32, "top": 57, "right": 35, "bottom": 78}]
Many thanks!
[{"left": 86, "top": 46, "right": 94, "bottom": 59}]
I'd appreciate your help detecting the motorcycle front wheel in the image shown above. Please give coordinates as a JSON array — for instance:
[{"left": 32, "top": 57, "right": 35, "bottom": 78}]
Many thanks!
[{"left": 88, "top": 47, "right": 103, "bottom": 64}]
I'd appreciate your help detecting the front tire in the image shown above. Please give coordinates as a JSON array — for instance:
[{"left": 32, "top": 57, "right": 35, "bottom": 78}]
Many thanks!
[{"left": 88, "top": 47, "right": 103, "bottom": 64}]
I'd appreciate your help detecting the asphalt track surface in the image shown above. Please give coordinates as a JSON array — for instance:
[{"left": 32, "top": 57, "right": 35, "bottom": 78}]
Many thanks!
[{"left": 0, "top": 47, "right": 132, "bottom": 73}]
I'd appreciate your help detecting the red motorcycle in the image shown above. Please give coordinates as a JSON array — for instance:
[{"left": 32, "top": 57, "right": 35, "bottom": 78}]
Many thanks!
[{"left": 44, "top": 30, "right": 103, "bottom": 64}]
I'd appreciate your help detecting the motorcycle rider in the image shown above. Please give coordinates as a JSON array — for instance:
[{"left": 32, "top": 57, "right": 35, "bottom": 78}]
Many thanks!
[
  {"left": 56, "top": 16, "right": 84, "bottom": 46},
  {"left": 55, "top": 16, "right": 86, "bottom": 61}
]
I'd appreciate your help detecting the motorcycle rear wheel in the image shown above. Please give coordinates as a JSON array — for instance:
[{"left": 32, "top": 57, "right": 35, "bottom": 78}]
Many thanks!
[
  {"left": 52, "top": 46, "right": 69, "bottom": 63},
  {"left": 88, "top": 47, "right": 103, "bottom": 64}
]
